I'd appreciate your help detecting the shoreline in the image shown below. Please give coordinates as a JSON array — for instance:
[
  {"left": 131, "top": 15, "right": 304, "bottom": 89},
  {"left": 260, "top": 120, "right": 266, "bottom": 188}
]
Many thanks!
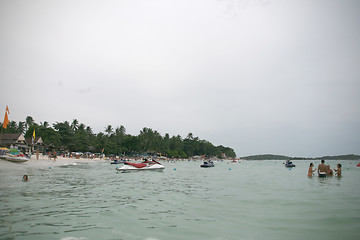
[{"left": 0, "top": 155, "right": 107, "bottom": 171}]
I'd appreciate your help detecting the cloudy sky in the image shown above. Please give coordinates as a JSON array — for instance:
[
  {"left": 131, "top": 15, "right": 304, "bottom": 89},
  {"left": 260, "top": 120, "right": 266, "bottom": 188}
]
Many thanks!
[{"left": 1, "top": 0, "right": 359, "bottom": 157}]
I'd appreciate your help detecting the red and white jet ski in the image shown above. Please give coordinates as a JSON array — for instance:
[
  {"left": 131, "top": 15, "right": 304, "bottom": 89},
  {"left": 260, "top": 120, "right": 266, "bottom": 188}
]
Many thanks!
[{"left": 116, "top": 159, "right": 164, "bottom": 173}]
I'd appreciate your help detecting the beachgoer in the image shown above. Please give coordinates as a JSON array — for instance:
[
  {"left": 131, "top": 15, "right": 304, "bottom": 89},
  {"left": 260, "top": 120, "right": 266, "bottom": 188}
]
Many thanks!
[
  {"left": 22, "top": 175, "right": 28, "bottom": 181},
  {"left": 308, "top": 163, "right": 316, "bottom": 176},
  {"left": 53, "top": 151, "right": 57, "bottom": 161},
  {"left": 317, "top": 159, "right": 327, "bottom": 177},
  {"left": 334, "top": 164, "right": 342, "bottom": 177},
  {"left": 36, "top": 149, "right": 39, "bottom": 160},
  {"left": 327, "top": 165, "right": 333, "bottom": 176}
]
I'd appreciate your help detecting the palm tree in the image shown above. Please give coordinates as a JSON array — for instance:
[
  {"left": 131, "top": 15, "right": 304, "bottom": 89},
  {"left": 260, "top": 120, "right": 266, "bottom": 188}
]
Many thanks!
[
  {"left": 86, "top": 126, "right": 93, "bottom": 135},
  {"left": 71, "top": 119, "right": 79, "bottom": 132},
  {"left": 18, "top": 121, "right": 25, "bottom": 134},
  {"left": 115, "top": 125, "right": 126, "bottom": 136},
  {"left": 186, "top": 133, "right": 194, "bottom": 140},
  {"left": 105, "top": 125, "right": 113, "bottom": 136},
  {"left": 25, "top": 116, "right": 34, "bottom": 131},
  {"left": 43, "top": 121, "right": 49, "bottom": 128}
]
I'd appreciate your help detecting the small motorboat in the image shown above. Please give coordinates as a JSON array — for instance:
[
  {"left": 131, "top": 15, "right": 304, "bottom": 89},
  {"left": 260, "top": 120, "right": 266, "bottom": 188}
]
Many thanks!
[
  {"left": 284, "top": 160, "right": 295, "bottom": 168},
  {"left": 200, "top": 161, "right": 214, "bottom": 168},
  {"left": 116, "top": 159, "right": 164, "bottom": 172}
]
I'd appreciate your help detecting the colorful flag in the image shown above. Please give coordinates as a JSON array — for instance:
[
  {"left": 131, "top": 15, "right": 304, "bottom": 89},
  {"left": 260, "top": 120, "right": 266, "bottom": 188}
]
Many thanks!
[
  {"left": 2, "top": 111, "right": 9, "bottom": 129},
  {"left": 32, "top": 129, "right": 36, "bottom": 144}
]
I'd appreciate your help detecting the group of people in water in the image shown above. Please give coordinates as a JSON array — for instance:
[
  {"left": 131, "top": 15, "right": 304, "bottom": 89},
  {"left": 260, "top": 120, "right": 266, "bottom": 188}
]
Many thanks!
[{"left": 308, "top": 159, "right": 342, "bottom": 177}]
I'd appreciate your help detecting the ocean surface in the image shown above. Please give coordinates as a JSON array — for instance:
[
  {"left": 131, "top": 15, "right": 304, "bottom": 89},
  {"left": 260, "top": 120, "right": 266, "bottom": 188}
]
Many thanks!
[{"left": 0, "top": 159, "right": 359, "bottom": 240}]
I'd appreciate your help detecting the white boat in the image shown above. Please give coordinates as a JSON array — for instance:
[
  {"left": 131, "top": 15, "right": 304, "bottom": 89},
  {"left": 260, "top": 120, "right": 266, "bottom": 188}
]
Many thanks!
[
  {"left": 0, "top": 154, "right": 29, "bottom": 162},
  {"left": 116, "top": 159, "right": 164, "bottom": 173}
]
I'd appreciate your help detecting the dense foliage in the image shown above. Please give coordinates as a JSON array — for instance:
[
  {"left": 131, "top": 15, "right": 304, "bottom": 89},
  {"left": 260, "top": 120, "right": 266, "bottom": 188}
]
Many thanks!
[{"left": 1, "top": 117, "right": 236, "bottom": 158}]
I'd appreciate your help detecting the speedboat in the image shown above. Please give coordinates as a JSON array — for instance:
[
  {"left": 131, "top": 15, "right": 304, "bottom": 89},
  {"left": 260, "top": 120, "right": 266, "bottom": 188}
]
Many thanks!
[
  {"left": 116, "top": 159, "right": 164, "bottom": 172},
  {"left": 200, "top": 161, "right": 214, "bottom": 168},
  {"left": 284, "top": 160, "right": 295, "bottom": 168}
]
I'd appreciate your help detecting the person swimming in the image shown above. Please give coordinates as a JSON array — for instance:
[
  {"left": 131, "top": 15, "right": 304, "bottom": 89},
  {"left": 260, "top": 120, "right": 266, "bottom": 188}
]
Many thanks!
[{"left": 22, "top": 175, "right": 29, "bottom": 181}]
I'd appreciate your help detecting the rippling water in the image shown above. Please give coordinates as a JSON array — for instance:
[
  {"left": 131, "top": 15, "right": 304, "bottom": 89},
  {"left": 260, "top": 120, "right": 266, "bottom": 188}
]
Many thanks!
[{"left": 1, "top": 159, "right": 359, "bottom": 240}]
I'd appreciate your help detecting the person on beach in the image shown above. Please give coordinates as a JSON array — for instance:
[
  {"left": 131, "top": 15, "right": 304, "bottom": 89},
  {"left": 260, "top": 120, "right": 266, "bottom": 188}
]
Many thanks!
[
  {"left": 318, "top": 159, "right": 327, "bottom": 177},
  {"left": 53, "top": 151, "right": 57, "bottom": 161},
  {"left": 308, "top": 163, "right": 316, "bottom": 176},
  {"left": 36, "top": 149, "right": 39, "bottom": 160},
  {"left": 327, "top": 165, "right": 333, "bottom": 176},
  {"left": 334, "top": 164, "right": 342, "bottom": 177},
  {"left": 22, "top": 175, "right": 28, "bottom": 181}
]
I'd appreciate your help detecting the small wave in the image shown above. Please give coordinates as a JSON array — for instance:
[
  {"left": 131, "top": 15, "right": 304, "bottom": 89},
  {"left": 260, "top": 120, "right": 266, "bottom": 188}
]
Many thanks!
[{"left": 60, "top": 237, "right": 88, "bottom": 240}]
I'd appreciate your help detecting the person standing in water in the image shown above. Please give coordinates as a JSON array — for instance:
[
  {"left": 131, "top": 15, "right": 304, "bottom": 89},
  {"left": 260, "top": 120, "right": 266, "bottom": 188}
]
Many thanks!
[
  {"left": 334, "top": 164, "right": 342, "bottom": 177},
  {"left": 317, "top": 159, "right": 327, "bottom": 177},
  {"left": 327, "top": 165, "right": 333, "bottom": 176},
  {"left": 308, "top": 163, "right": 316, "bottom": 176}
]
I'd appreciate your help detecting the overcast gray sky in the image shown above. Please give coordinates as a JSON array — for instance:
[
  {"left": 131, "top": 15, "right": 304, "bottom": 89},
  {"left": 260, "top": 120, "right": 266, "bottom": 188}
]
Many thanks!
[{"left": 1, "top": 0, "right": 359, "bottom": 157}]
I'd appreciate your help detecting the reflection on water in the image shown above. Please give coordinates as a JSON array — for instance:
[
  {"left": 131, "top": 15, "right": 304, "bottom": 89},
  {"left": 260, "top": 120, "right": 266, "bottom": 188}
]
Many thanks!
[{"left": 0, "top": 160, "right": 359, "bottom": 240}]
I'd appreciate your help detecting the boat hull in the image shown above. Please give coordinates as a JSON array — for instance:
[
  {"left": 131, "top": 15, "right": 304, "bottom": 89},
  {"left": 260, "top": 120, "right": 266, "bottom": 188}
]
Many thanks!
[
  {"left": 0, "top": 155, "right": 29, "bottom": 162},
  {"left": 285, "top": 164, "right": 295, "bottom": 167},
  {"left": 116, "top": 163, "right": 164, "bottom": 173},
  {"left": 200, "top": 164, "right": 214, "bottom": 168}
]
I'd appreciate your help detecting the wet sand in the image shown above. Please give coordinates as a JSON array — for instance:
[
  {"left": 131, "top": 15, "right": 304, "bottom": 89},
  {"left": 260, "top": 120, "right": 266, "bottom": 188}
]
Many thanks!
[{"left": 0, "top": 155, "right": 107, "bottom": 170}]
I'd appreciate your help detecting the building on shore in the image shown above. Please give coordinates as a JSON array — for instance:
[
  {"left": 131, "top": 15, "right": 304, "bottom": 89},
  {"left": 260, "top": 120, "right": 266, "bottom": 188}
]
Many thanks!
[
  {"left": 0, "top": 133, "right": 45, "bottom": 154},
  {"left": 0, "top": 133, "right": 29, "bottom": 153}
]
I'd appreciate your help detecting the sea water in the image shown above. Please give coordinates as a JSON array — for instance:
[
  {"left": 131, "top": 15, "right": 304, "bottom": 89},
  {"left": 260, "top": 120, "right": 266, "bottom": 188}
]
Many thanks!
[{"left": 0, "top": 160, "right": 359, "bottom": 240}]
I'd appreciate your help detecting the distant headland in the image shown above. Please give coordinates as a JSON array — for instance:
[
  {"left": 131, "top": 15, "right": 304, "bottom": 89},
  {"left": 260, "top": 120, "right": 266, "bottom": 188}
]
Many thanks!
[{"left": 242, "top": 154, "right": 360, "bottom": 160}]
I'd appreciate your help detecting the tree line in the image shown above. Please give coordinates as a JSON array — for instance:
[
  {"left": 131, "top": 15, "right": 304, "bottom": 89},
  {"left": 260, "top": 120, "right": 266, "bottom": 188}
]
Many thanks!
[{"left": 1, "top": 117, "right": 236, "bottom": 158}]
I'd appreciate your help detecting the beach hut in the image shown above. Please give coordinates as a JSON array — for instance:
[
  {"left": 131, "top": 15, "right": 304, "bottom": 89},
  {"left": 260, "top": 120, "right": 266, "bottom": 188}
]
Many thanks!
[
  {"left": 25, "top": 136, "right": 45, "bottom": 153},
  {"left": 0, "top": 133, "right": 30, "bottom": 153}
]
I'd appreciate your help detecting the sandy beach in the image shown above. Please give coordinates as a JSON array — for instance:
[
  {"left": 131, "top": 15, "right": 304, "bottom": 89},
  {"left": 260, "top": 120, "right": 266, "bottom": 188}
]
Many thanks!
[{"left": 0, "top": 155, "right": 106, "bottom": 171}]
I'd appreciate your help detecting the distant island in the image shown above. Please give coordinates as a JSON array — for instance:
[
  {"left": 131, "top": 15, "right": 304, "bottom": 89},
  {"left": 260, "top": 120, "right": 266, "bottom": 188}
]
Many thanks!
[{"left": 242, "top": 154, "right": 360, "bottom": 160}]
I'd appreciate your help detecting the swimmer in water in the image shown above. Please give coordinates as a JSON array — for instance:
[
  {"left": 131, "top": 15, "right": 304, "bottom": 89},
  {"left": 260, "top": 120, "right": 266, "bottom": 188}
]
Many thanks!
[{"left": 22, "top": 175, "right": 28, "bottom": 181}]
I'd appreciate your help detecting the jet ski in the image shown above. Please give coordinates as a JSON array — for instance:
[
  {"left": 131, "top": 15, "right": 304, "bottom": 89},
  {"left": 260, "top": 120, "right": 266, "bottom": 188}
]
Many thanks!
[
  {"left": 116, "top": 159, "right": 164, "bottom": 172},
  {"left": 200, "top": 161, "right": 214, "bottom": 168},
  {"left": 110, "top": 159, "right": 125, "bottom": 164},
  {"left": 284, "top": 160, "right": 295, "bottom": 167}
]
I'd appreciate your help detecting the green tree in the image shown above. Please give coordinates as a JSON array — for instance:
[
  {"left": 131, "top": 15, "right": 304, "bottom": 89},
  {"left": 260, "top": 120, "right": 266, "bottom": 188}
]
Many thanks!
[
  {"left": 71, "top": 119, "right": 79, "bottom": 132},
  {"left": 25, "top": 116, "right": 34, "bottom": 131},
  {"left": 18, "top": 121, "right": 26, "bottom": 134},
  {"left": 53, "top": 121, "right": 74, "bottom": 150},
  {"left": 105, "top": 125, "right": 113, "bottom": 136}
]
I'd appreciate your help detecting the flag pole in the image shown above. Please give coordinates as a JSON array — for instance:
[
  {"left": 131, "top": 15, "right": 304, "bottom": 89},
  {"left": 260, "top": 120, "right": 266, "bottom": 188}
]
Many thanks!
[{"left": 0, "top": 126, "right": 3, "bottom": 145}]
